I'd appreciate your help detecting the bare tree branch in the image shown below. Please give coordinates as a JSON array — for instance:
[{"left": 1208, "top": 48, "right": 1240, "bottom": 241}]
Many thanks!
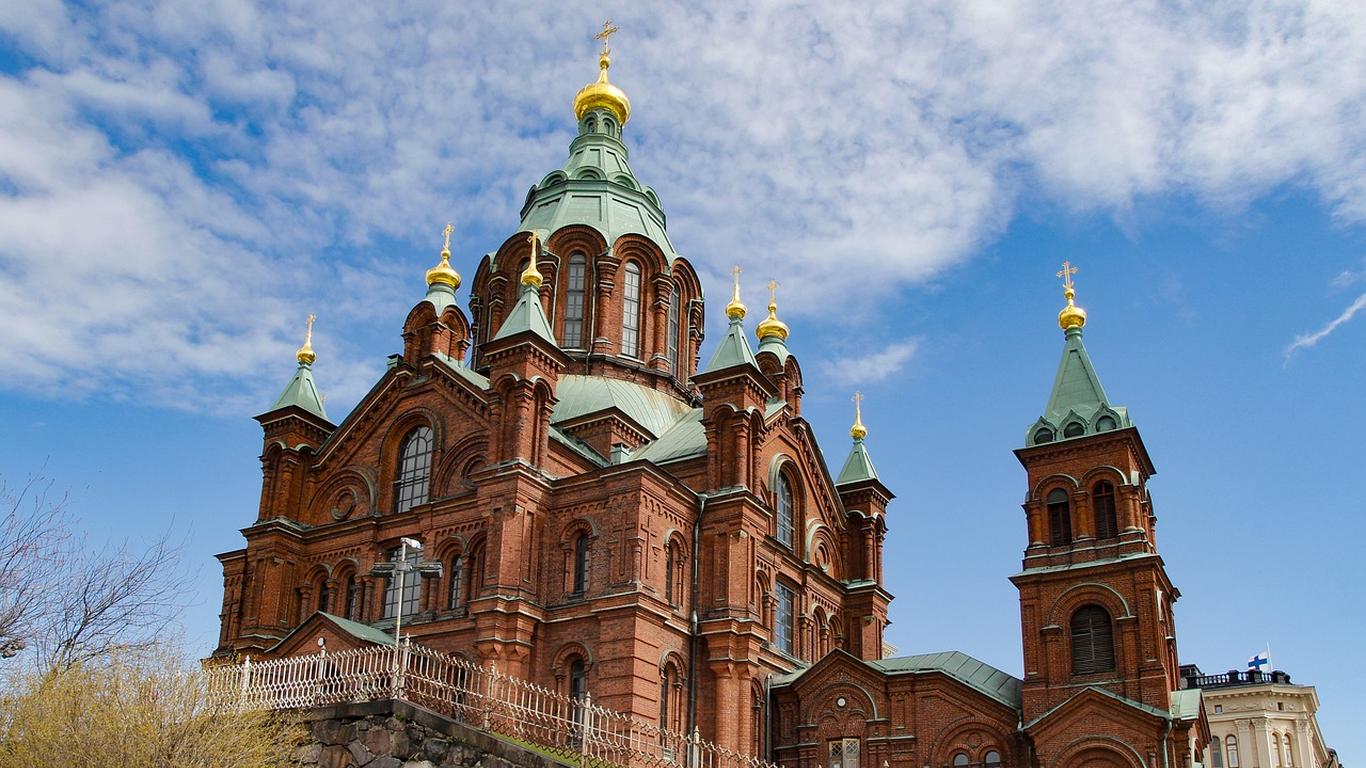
[{"left": 0, "top": 475, "right": 72, "bottom": 657}]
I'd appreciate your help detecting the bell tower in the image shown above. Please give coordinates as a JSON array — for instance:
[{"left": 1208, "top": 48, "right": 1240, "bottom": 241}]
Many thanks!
[{"left": 1010, "top": 263, "right": 1183, "bottom": 725}]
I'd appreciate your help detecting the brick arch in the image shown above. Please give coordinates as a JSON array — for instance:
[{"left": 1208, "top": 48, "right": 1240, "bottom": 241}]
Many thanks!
[
  {"left": 803, "top": 678, "right": 880, "bottom": 723},
  {"left": 551, "top": 641, "right": 594, "bottom": 676},
  {"left": 930, "top": 720, "right": 1017, "bottom": 768},
  {"left": 435, "top": 434, "right": 487, "bottom": 496},
  {"left": 1052, "top": 738, "right": 1145, "bottom": 768},
  {"left": 1079, "top": 465, "right": 1130, "bottom": 487},
  {"left": 768, "top": 454, "right": 805, "bottom": 553},
  {"left": 1045, "top": 581, "right": 1134, "bottom": 626},
  {"left": 305, "top": 466, "right": 377, "bottom": 524},
  {"left": 378, "top": 408, "right": 444, "bottom": 510},
  {"left": 1029, "top": 472, "right": 1081, "bottom": 502}
]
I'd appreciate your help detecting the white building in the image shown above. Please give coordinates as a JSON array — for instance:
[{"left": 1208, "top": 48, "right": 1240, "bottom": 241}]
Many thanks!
[{"left": 1182, "top": 666, "right": 1340, "bottom": 768}]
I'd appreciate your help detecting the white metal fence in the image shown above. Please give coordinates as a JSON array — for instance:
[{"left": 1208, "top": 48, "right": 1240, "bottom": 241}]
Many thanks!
[{"left": 205, "top": 640, "right": 779, "bottom": 768}]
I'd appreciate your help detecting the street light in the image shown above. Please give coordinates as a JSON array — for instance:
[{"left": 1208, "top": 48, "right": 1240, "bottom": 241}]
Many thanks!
[{"left": 370, "top": 537, "right": 442, "bottom": 646}]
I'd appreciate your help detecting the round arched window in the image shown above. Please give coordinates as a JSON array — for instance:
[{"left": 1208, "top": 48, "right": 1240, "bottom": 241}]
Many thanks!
[
  {"left": 1033, "top": 427, "right": 1055, "bottom": 444},
  {"left": 952, "top": 754, "right": 970, "bottom": 768},
  {"left": 1096, "top": 414, "right": 1118, "bottom": 431},
  {"left": 1063, "top": 421, "right": 1085, "bottom": 438},
  {"left": 984, "top": 751, "right": 1002, "bottom": 768}
]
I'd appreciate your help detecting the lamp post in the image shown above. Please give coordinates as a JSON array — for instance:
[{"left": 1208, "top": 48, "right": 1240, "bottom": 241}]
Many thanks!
[{"left": 370, "top": 537, "right": 442, "bottom": 647}]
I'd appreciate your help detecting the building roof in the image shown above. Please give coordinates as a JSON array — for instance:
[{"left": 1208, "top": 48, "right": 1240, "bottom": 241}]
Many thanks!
[
  {"left": 552, "top": 375, "right": 692, "bottom": 438},
  {"left": 869, "top": 651, "right": 1023, "bottom": 709},
  {"left": 1169, "top": 688, "right": 1203, "bottom": 720},
  {"left": 1025, "top": 327, "right": 1132, "bottom": 447},
  {"left": 836, "top": 437, "right": 879, "bottom": 485},
  {"left": 493, "top": 283, "right": 557, "bottom": 343},
  {"left": 632, "top": 408, "right": 707, "bottom": 464},
  {"left": 704, "top": 317, "right": 758, "bottom": 372},
  {"left": 269, "top": 361, "right": 328, "bottom": 421},
  {"left": 265, "top": 611, "right": 394, "bottom": 653}
]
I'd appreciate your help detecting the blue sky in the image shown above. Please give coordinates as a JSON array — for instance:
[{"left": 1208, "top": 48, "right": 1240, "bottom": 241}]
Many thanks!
[{"left": 2, "top": 1, "right": 1364, "bottom": 758}]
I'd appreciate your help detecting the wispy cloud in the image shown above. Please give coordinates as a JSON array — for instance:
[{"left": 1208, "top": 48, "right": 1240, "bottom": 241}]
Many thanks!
[
  {"left": 1285, "top": 292, "right": 1366, "bottom": 360},
  {"left": 3, "top": 2, "right": 1366, "bottom": 413},
  {"left": 819, "top": 340, "right": 920, "bottom": 387}
]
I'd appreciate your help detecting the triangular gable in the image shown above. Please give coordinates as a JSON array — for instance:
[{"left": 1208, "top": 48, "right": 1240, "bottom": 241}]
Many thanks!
[
  {"left": 1024, "top": 685, "right": 1170, "bottom": 736},
  {"left": 265, "top": 611, "right": 394, "bottom": 658},
  {"left": 1045, "top": 333, "right": 1110, "bottom": 423}
]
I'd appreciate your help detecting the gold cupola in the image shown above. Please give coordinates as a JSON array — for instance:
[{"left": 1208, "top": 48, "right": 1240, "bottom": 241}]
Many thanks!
[
  {"left": 573, "top": 21, "right": 631, "bottom": 126},
  {"left": 1056, "top": 260, "right": 1087, "bottom": 332},
  {"left": 296, "top": 313, "right": 317, "bottom": 366},
  {"left": 725, "top": 265, "right": 747, "bottom": 320},
  {"left": 426, "top": 223, "right": 461, "bottom": 289},
  {"left": 850, "top": 391, "right": 868, "bottom": 440},
  {"left": 756, "top": 279, "right": 789, "bottom": 341},
  {"left": 521, "top": 232, "right": 544, "bottom": 289}
]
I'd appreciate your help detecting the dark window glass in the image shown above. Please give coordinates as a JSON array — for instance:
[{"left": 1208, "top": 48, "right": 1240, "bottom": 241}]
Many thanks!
[
  {"left": 1070, "top": 604, "right": 1115, "bottom": 674},
  {"left": 393, "top": 426, "right": 434, "bottom": 514},
  {"left": 564, "top": 253, "right": 587, "bottom": 348},
  {"left": 667, "top": 284, "right": 680, "bottom": 374},
  {"left": 776, "top": 475, "right": 795, "bottom": 548},
  {"left": 343, "top": 575, "right": 360, "bottom": 620},
  {"left": 952, "top": 754, "right": 969, "bottom": 768},
  {"left": 1227, "top": 736, "right": 1240, "bottom": 768},
  {"left": 665, "top": 543, "right": 676, "bottom": 605},
  {"left": 1096, "top": 415, "right": 1118, "bottom": 431},
  {"left": 448, "top": 555, "right": 464, "bottom": 609},
  {"left": 1064, "top": 421, "right": 1085, "bottom": 438},
  {"left": 1047, "top": 488, "right": 1073, "bottom": 546},
  {"left": 1093, "top": 481, "right": 1119, "bottom": 539},
  {"left": 985, "top": 751, "right": 1001, "bottom": 768},
  {"left": 316, "top": 582, "right": 330, "bottom": 613},
  {"left": 1034, "top": 427, "right": 1054, "bottom": 444},
  {"left": 622, "top": 263, "right": 642, "bottom": 357},
  {"left": 382, "top": 546, "right": 422, "bottom": 620},
  {"left": 774, "top": 582, "right": 795, "bottom": 655},
  {"left": 570, "top": 659, "right": 587, "bottom": 702},
  {"left": 573, "top": 534, "right": 589, "bottom": 594},
  {"left": 660, "top": 666, "right": 672, "bottom": 729},
  {"left": 1212, "top": 738, "right": 1224, "bottom": 768}
]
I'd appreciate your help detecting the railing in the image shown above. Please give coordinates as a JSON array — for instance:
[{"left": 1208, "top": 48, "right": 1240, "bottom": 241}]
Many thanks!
[
  {"left": 1184, "top": 669, "right": 1291, "bottom": 689},
  {"left": 206, "top": 640, "right": 779, "bottom": 768}
]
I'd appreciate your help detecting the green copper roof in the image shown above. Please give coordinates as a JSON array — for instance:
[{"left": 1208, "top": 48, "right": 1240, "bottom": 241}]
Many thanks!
[
  {"left": 519, "top": 111, "right": 677, "bottom": 259},
  {"left": 270, "top": 361, "right": 328, "bottom": 421},
  {"left": 551, "top": 375, "right": 692, "bottom": 437},
  {"left": 1025, "top": 327, "right": 1132, "bottom": 447},
  {"left": 1169, "top": 688, "right": 1203, "bottom": 720},
  {"left": 836, "top": 437, "right": 879, "bottom": 485},
  {"left": 632, "top": 408, "right": 707, "bottom": 464},
  {"left": 870, "top": 651, "right": 1022, "bottom": 710},
  {"left": 704, "top": 317, "right": 758, "bottom": 373},
  {"left": 425, "top": 281, "right": 457, "bottom": 314},
  {"left": 493, "top": 284, "right": 557, "bottom": 343},
  {"left": 757, "top": 335, "right": 790, "bottom": 364}
]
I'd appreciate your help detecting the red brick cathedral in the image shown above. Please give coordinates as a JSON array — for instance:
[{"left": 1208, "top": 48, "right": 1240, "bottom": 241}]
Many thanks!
[{"left": 215, "top": 36, "right": 1209, "bottom": 768}]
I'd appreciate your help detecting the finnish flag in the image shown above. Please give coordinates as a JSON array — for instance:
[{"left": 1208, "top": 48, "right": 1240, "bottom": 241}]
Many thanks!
[{"left": 1248, "top": 652, "right": 1270, "bottom": 670}]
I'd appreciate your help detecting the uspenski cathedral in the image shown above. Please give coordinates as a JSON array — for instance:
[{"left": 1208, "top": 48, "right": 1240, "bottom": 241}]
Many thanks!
[{"left": 214, "top": 28, "right": 1211, "bottom": 768}]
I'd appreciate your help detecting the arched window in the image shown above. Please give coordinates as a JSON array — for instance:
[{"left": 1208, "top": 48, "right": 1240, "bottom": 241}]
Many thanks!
[
  {"left": 316, "top": 581, "right": 330, "bottom": 613},
  {"left": 465, "top": 541, "right": 484, "bottom": 606},
  {"left": 342, "top": 575, "right": 360, "bottom": 620},
  {"left": 1226, "top": 736, "right": 1240, "bottom": 768},
  {"left": 564, "top": 252, "right": 587, "bottom": 348},
  {"left": 1063, "top": 421, "right": 1085, "bottom": 438},
  {"left": 447, "top": 554, "right": 464, "bottom": 610},
  {"left": 393, "top": 426, "right": 434, "bottom": 514},
  {"left": 1033, "top": 427, "right": 1054, "bottom": 444},
  {"left": 664, "top": 540, "right": 679, "bottom": 606},
  {"left": 572, "top": 534, "right": 590, "bottom": 595},
  {"left": 660, "top": 665, "right": 676, "bottom": 733},
  {"left": 1285, "top": 735, "right": 1294, "bottom": 768},
  {"left": 382, "top": 545, "right": 422, "bottom": 620},
  {"left": 1047, "top": 488, "right": 1072, "bottom": 546},
  {"left": 750, "top": 684, "right": 764, "bottom": 756},
  {"left": 1209, "top": 737, "right": 1224, "bottom": 768},
  {"left": 1070, "top": 604, "right": 1115, "bottom": 674},
  {"left": 570, "top": 658, "right": 588, "bottom": 703},
  {"left": 774, "top": 582, "right": 795, "bottom": 656},
  {"left": 984, "top": 751, "right": 1002, "bottom": 768},
  {"left": 667, "top": 283, "right": 681, "bottom": 374},
  {"left": 621, "top": 262, "right": 642, "bottom": 357},
  {"left": 1093, "top": 480, "right": 1118, "bottom": 540},
  {"left": 952, "top": 754, "right": 969, "bottom": 768},
  {"left": 1096, "top": 414, "right": 1118, "bottom": 431},
  {"left": 1273, "top": 735, "right": 1283, "bottom": 768},
  {"left": 776, "top": 474, "right": 795, "bottom": 548}
]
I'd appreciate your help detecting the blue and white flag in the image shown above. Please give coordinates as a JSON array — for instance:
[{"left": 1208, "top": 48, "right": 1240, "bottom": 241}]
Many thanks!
[{"left": 1248, "top": 651, "right": 1270, "bottom": 670}]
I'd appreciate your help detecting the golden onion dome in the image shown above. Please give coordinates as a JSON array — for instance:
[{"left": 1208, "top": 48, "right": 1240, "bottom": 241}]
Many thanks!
[
  {"left": 850, "top": 392, "right": 868, "bottom": 440},
  {"left": 296, "top": 313, "right": 317, "bottom": 366},
  {"left": 756, "top": 280, "right": 789, "bottom": 341},
  {"left": 573, "top": 52, "right": 631, "bottom": 126},
  {"left": 1058, "top": 286, "right": 1087, "bottom": 331},
  {"left": 725, "top": 266, "right": 746, "bottom": 320},
  {"left": 522, "top": 232, "right": 544, "bottom": 289},
  {"left": 426, "top": 223, "right": 461, "bottom": 289}
]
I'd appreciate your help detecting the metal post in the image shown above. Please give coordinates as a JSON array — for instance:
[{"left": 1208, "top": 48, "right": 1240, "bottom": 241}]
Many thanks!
[
  {"left": 483, "top": 661, "right": 496, "bottom": 730},
  {"left": 689, "top": 726, "right": 702, "bottom": 768},
  {"left": 581, "top": 691, "right": 593, "bottom": 758},
  {"left": 239, "top": 655, "right": 252, "bottom": 711}
]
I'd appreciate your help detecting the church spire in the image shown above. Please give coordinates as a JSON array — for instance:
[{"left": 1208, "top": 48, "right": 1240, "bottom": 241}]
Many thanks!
[
  {"left": 1026, "top": 262, "right": 1130, "bottom": 446},
  {"left": 272, "top": 314, "right": 328, "bottom": 421},
  {"left": 493, "top": 232, "right": 555, "bottom": 343},
  {"left": 705, "top": 265, "right": 758, "bottom": 372},
  {"left": 573, "top": 20, "right": 631, "bottom": 126},
  {"left": 837, "top": 392, "right": 879, "bottom": 485},
  {"left": 424, "top": 222, "right": 461, "bottom": 312}
]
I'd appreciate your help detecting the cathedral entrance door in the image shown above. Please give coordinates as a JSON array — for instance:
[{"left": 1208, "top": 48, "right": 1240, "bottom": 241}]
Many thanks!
[{"left": 828, "top": 738, "right": 861, "bottom": 768}]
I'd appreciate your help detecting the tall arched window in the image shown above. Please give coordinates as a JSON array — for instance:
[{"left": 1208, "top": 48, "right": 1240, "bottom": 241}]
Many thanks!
[
  {"left": 465, "top": 541, "right": 484, "bottom": 606},
  {"left": 1093, "top": 480, "right": 1118, "bottom": 539},
  {"left": 776, "top": 474, "right": 795, "bottom": 548},
  {"left": 1070, "top": 604, "right": 1115, "bottom": 674},
  {"left": 1285, "top": 735, "right": 1294, "bottom": 768},
  {"left": 393, "top": 426, "right": 434, "bottom": 514},
  {"left": 572, "top": 534, "right": 590, "bottom": 595},
  {"left": 664, "top": 540, "right": 679, "bottom": 606},
  {"left": 1211, "top": 737, "right": 1224, "bottom": 768},
  {"left": 750, "top": 683, "right": 765, "bottom": 756},
  {"left": 660, "top": 665, "right": 675, "bottom": 732},
  {"left": 1047, "top": 488, "right": 1072, "bottom": 546},
  {"left": 382, "top": 545, "right": 422, "bottom": 620},
  {"left": 447, "top": 554, "right": 464, "bottom": 610},
  {"left": 343, "top": 575, "right": 360, "bottom": 620},
  {"left": 316, "top": 581, "right": 330, "bottom": 613},
  {"left": 667, "top": 283, "right": 681, "bottom": 374},
  {"left": 621, "top": 262, "right": 642, "bottom": 357},
  {"left": 1273, "top": 735, "right": 1283, "bottom": 768},
  {"left": 1226, "top": 736, "right": 1240, "bottom": 768},
  {"left": 570, "top": 658, "right": 588, "bottom": 703},
  {"left": 774, "top": 582, "right": 795, "bottom": 656},
  {"left": 564, "top": 252, "right": 587, "bottom": 348}
]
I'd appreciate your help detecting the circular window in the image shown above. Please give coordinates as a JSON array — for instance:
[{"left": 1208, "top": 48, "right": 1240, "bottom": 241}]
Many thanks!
[{"left": 836, "top": 696, "right": 847, "bottom": 708}]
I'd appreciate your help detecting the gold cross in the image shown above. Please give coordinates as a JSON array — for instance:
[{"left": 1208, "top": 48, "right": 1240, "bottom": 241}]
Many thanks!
[
  {"left": 852, "top": 391, "right": 863, "bottom": 415},
  {"left": 768, "top": 279, "right": 778, "bottom": 302},
  {"left": 732, "top": 264, "right": 741, "bottom": 287},
  {"left": 1056, "top": 260, "right": 1078, "bottom": 292},
  {"left": 527, "top": 231, "right": 540, "bottom": 256},
  {"left": 441, "top": 222, "right": 453, "bottom": 252},
  {"left": 304, "top": 313, "right": 316, "bottom": 345},
  {"left": 596, "top": 20, "right": 620, "bottom": 54}
]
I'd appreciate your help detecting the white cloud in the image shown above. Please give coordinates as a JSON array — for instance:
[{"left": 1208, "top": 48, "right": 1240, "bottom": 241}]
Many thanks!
[
  {"left": 1284, "top": 292, "right": 1366, "bottom": 359},
  {"left": 819, "top": 340, "right": 920, "bottom": 387},
  {"left": 2, "top": 1, "right": 1366, "bottom": 413}
]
